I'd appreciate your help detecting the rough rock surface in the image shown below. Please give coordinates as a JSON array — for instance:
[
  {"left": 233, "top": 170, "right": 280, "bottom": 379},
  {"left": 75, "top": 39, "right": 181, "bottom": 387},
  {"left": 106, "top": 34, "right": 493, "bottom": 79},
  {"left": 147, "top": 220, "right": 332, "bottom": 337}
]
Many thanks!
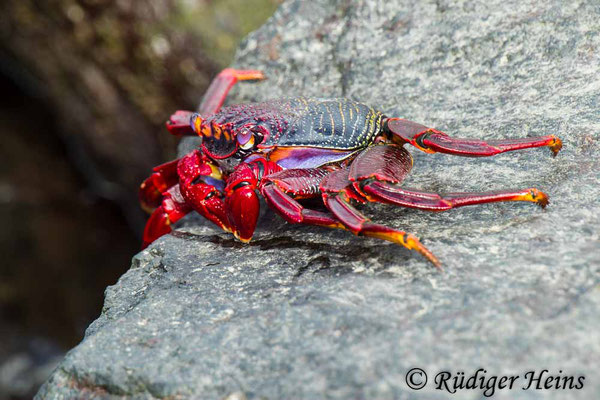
[{"left": 38, "top": 0, "right": 599, "bottom": 399}]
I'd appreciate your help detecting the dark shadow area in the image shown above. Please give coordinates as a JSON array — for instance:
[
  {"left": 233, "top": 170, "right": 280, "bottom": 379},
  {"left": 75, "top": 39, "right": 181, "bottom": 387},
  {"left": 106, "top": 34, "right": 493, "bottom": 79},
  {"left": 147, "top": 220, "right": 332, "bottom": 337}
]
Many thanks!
[{"left": 0, "top": 68, "right": 139, "bottom": 399}]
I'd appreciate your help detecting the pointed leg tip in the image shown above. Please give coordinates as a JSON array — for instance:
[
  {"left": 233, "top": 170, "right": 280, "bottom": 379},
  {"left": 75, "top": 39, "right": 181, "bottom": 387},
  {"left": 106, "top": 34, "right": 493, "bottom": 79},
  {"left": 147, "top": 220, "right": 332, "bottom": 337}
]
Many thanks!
[
  {"left": 228, "top": 69, "right": 267, "bottom": 82},
  {"left": 430, "top": 257, "right": 443, "bottom": 271},
  {"left": 242, "top": 74, "right": 267, "bottom": 83},
  {"left": 428, "top": 256, "right": 443, "bottom": 271},
  {"left": 528, "top": 189, "right": 549, "bottom": 209},
  {"left": 425, "top": 254, "right": 443, "bottom": 271},
  {"left": 252, "top": 71, "right": 267, "bottom": 82},
  {"left": 549, "top": 136, "right": 563, "bottom": 157},
  {"left": 404, "top": 234, "right": 442, "bottom": 270},
  {"left": 233, "top": 231, "right": 253, "bottom": 243}
]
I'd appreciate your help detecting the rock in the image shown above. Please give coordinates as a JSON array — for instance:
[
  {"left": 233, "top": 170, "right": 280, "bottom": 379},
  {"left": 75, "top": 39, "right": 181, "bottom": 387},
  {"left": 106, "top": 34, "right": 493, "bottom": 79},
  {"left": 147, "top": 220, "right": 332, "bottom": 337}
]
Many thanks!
[{"left": 38, "top": 0, "right": 600, "bottom": 398}]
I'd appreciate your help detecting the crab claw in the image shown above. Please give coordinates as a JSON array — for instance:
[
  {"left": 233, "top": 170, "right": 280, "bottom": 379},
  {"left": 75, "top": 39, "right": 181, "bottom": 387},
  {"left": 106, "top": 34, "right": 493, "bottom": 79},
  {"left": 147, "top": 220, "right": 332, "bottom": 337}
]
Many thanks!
[
  {"left": 186, "top": 183, "right": 232, "bottom": 233},
  {"left": 142, "top": 206, "right": 173, "bottom": 248},
  {"left": 225, "top": 184, "right": 260, "bottom": 242},
  {"left": 140, "top": 175, "right": 166, "bottom": 213},
  {"left": 142, "top": 185, "right": 191, "bottom": 248},
  {"left": 139, "top": 159, "right": 181, "bottom": 213},
  {"left": 224, "top": 163, "right": 260, "bottom": 242},
  {"left": 178, "top": 150, "right": 232, "bottom": 233}
]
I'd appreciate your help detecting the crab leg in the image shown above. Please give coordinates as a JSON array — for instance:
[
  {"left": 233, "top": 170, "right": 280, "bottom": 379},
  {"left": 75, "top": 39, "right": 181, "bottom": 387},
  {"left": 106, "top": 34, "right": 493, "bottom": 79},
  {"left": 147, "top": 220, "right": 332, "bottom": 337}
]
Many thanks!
[
  {"left": 262, "top": 185, "right": 344, "bottom": 228},
  {"left": 199, "top": 68, "right": 266, "bottom": 116},
  {"left": 261, "top": 170, "right": 439, "bottom": 267},
  {"left": 165, "top": 68, "right": 266, "bottom": 136},
  {"left": 324, "top": 194, "right": 440, "bottom": 267},
  {"left": 348, "top": 143, "right": 550, "bottom": 210},
  {"left": 385, "top": 118, "right": 562, "bottom": 157},
  {"left": 259, "top": 165, "right": 439, "bottom": 267},
  {"left": 321, "top": 169, "right": 441, "bottom": 268},
  {"left": 359, "top": 184, "right": 549, "bottom": 211},
  {"left": 165, "top": 110, "right": 197, "bottom": 136},
  {"left": 261, "top": 168, "right": 344, "bottom": 229}
]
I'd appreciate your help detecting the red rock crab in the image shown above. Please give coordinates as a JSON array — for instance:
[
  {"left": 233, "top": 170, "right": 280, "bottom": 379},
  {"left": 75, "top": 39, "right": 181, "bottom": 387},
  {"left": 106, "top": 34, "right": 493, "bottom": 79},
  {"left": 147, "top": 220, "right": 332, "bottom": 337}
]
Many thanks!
[{"left": 140, "top": 69, "right": 562, "bottom": 267}]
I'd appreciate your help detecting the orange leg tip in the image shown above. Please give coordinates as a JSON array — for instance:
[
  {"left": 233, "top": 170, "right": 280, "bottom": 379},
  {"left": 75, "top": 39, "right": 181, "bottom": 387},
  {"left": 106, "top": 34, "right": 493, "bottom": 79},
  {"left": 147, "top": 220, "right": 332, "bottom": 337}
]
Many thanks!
[
  {"left": 242, "top": 71, "right": 267, "bottom": 82},
  {"left": 549, "top": 136, "right": 563, "bottom": 157},
  {"left": 364, "top": 228, "right": 442, "bottom": 269},
  {"left": 224, "top": 68, "right": 266, "bottom": 82},
  {"left": 530, "top": 189, "right": 549, "bottom": 209},
  {"left": 233, "top": 231, "right": 252, "bottom": 243},
  {"left": 404, "top": 234, "right": 442, "bottom": 270},
  {"left": 518, "top": 188, "right": 549, "bottom": 209}
]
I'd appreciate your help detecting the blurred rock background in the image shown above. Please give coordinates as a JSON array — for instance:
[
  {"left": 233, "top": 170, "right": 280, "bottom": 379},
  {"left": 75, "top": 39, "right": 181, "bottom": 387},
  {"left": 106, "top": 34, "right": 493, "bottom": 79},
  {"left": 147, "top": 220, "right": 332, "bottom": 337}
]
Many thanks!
[{"left": 0, "top": 1, "right": 279, "bottom": 398}]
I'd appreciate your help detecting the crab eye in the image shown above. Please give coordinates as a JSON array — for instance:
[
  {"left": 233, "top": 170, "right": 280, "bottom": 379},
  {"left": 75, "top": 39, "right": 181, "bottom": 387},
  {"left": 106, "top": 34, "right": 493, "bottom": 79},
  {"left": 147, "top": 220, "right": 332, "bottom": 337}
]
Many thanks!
[
  {"left": 237, "top": 129, "right": 255, "bottom": 150},
  {"left": 241, "top": 135, "right": 255, "bottom": 150}
]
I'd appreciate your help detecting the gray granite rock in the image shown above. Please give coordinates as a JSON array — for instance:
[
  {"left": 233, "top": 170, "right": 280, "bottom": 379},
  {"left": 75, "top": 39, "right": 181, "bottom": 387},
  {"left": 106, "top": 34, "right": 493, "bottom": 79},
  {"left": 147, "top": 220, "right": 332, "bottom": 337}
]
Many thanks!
[{"left": 38, "top": 0, "right": 599, "bottom": 399}]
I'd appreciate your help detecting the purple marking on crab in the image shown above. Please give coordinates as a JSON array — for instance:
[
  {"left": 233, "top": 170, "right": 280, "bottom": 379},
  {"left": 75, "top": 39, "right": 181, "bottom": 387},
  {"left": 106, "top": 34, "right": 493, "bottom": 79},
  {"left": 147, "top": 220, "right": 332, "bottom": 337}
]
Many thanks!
[
  {"left": 273, "top": 147, "right": 358, "bottom": 169},
  {"left": 203, "top": 176, "right": 225, "bottom": 192}
]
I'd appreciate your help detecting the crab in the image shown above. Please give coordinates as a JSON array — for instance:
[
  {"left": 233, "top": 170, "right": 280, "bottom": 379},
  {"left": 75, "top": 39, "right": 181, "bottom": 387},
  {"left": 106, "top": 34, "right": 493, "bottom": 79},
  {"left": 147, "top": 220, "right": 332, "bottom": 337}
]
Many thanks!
[{"left": 139, "top": 68, "right": 562, "bottom": 268}]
